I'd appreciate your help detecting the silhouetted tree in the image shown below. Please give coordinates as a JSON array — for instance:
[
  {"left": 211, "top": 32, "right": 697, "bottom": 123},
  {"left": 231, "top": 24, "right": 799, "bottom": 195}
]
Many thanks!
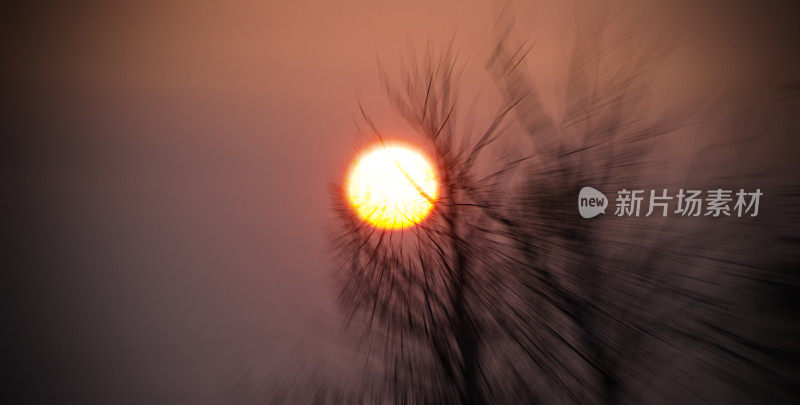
[
  {"left": 328, "top": 37, "right": 526, "bottom": 403},
  {"left": 237, "top": 3, "right": 800, "bottom": 404},
  {"left": 322, "top": 5, "right": 690, "bottom": 402}
]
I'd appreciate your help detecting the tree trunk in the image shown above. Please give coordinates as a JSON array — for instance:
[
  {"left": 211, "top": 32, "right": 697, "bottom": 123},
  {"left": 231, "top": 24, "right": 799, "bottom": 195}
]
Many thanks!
[{"left": 447, "top": 198, "right": 484, "bottom": 404}]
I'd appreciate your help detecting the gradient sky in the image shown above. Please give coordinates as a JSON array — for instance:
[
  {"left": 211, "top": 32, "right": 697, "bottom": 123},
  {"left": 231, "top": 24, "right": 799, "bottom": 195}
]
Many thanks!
[{"left": 8, "top": 0, "right": 798, "bottom": 402}]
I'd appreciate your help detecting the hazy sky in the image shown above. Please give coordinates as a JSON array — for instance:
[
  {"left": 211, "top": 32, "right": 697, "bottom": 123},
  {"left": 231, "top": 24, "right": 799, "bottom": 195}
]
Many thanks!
[{"left": 8, "top": 0, "right": 797, "bottom": 402}]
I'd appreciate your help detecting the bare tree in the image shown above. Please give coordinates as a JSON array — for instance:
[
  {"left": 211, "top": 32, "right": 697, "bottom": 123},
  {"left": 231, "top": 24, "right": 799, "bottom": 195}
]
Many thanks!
[
  {"left": 484, "top": 6, "right": 684, "bottom": 402},
  {"left": 481, "top": 3, "right": 800, "bottom": 403},
  {"left": 328, "top": 38, "right": 527, "bottom": 403},
  {"left": 324, "top": 4, "right": 690, "bottom": 400}
]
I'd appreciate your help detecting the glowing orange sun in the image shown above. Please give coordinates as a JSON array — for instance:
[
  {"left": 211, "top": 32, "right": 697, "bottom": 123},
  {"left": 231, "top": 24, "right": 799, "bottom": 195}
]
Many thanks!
[{"left": 346, "top": 142, "right": 439, "bottom": 230}]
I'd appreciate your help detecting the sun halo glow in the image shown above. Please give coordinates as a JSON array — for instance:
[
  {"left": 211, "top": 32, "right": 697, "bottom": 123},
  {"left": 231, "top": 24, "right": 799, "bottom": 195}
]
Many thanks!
[{"left": 346, "top": 143, "right": 439, "bottom": 230}]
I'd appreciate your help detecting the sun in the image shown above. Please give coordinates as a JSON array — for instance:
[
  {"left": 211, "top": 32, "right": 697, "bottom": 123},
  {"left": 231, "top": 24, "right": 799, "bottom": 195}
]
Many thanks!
[{"left": 346, "top": 142, "right": 439, "bottom": 230}]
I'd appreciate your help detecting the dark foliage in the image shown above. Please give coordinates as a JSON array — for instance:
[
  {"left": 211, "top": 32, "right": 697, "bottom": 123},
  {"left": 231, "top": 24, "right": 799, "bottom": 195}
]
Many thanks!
[{"left": 240, "top": 4, "right": 800, "bottom": 404}]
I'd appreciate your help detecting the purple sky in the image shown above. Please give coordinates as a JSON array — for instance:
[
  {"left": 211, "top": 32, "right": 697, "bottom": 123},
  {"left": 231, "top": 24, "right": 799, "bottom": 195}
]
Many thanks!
[{"left": 9, "top": 0, "right": 798, "bottom": 402}]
